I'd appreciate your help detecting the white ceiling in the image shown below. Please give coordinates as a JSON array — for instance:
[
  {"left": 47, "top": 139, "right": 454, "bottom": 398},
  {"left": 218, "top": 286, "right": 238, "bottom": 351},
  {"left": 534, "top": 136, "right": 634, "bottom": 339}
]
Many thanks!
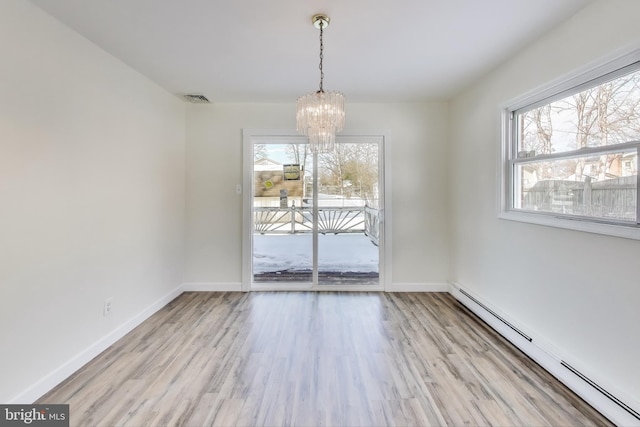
[{"left": 29, "top": 0, "right": 592, "bottom": 103}]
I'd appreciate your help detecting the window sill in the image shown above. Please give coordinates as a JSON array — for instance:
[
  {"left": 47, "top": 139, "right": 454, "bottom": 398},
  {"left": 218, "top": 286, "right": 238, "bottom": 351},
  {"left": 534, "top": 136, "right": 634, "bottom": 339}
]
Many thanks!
[{"left": 498, "top": 210, "right": 640, "bottom": 241}]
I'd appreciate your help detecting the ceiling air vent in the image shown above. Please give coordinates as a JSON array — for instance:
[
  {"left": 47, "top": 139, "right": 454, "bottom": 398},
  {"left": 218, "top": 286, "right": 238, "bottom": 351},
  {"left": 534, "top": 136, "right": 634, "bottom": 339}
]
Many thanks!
[{"left": 183, "top": 94, "right": 211, "bottom": 104}]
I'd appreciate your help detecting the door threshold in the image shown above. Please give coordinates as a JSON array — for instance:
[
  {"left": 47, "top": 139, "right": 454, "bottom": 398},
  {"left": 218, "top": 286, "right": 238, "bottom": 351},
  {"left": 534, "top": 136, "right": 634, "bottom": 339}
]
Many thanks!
[{"left": 250, "top": 282, "right": 384, "bottom": 292}]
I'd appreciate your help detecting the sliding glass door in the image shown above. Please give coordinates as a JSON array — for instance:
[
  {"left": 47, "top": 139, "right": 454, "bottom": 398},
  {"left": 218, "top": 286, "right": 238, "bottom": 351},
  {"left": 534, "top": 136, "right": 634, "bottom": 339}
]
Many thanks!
[
  {"left": 316, "top": 140, "right": 380, "bottom": 286},
  {"left": 248, "top": 135, "right": 383, "bottom": 289},
  {"left": 252, "top": 141, "right": 313, "bottom": 284}
]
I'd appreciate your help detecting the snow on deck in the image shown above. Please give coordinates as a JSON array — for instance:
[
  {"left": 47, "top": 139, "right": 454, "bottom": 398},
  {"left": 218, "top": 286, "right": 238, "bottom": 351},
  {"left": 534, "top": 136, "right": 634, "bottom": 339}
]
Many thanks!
[{"left": 253, "top": 233, "right": 378, "bottom": 274}]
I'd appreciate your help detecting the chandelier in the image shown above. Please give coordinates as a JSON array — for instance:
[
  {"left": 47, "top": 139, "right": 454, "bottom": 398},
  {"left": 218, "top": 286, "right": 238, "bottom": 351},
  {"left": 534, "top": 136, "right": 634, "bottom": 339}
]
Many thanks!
[{"left": 296, "top": 14, "right": 345, "bottom": 153}]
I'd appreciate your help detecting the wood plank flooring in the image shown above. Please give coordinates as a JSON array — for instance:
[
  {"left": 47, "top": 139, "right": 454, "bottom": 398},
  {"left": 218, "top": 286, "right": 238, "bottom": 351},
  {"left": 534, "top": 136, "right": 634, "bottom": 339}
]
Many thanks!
[{"left": 38, "top": 292, "right": 613, "bottom": 426}]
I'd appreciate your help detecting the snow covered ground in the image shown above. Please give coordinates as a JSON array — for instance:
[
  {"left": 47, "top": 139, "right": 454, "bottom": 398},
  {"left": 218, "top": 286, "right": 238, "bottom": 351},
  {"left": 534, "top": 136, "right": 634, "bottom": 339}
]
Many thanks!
[{"left": 253, "top": 233, "right": 378, "bottom": 274}]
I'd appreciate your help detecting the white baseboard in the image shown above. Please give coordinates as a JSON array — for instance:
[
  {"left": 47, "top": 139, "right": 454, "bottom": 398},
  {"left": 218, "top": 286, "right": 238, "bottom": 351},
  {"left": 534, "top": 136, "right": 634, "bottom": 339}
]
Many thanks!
[
  {"left": 181, "top": 282, "right": 242, "bottom": 292},
  {"left": 387, "top": 282, "right": 450, "bottom": 292},
  {"left": 449, "top": 281, "right": 640, "bottom": 427},
  {"left": 183, "top": 282, "right": 450, "bottom": 293},
  {"left": 10, "top": 286, "right": 183, "bottom": 404}
]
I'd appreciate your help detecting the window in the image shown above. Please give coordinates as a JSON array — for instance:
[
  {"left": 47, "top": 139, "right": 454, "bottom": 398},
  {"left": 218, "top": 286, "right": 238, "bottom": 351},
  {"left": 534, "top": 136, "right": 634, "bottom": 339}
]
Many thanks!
[{"left": 501, "top": 51, "right": 640, "bottom": 238}]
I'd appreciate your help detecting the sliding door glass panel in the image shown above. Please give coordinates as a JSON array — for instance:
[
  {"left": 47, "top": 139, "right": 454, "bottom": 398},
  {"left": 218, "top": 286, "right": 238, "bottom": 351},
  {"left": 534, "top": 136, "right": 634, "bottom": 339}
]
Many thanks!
[
  {"left": 316, "top": 142, "right": 380, "bottom": 285},
  {"left": 252, "top": 142, "right": 312, "bottom": 283}
]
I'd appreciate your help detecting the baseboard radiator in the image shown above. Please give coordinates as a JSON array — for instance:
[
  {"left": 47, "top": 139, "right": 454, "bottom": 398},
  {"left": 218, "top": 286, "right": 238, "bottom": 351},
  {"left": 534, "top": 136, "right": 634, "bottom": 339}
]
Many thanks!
[
  {"left": 560, "top": 361, "right": 640, "bottom": 421},
  {"left": 458, "top": 288, "right": 532, "bottom": 342},
  {"left": 452, "top": 285, "right": 640, "bottom": 425}
]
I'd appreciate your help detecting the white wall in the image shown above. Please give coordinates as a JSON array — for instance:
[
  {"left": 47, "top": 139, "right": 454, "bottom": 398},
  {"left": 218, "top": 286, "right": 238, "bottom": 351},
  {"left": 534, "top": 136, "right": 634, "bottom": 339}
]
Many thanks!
[
  {"left": 185, "top": 102, "right": 450, "bottom": 287},
  {"left": 12, "top": 0, "right": 637, "bottom": 415},
  {"left": 0, "top": 0, "right": 186, "bottom": 402},
  {"left": 450, "top": 0, "right": 640, "bottom": 410}
]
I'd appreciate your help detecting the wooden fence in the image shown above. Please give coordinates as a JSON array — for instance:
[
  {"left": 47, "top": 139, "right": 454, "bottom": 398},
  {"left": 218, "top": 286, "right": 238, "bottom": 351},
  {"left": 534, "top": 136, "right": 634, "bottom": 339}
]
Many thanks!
[{"left": 521, "top": 176, "right": 636, "bottom": 220}]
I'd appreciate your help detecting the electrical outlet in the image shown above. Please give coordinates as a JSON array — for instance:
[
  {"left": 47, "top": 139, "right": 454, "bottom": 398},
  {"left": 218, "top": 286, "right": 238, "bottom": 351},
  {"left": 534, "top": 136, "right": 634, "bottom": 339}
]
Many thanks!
[{"left": 103, "top": 297, "right": 113, "bottom": 316}]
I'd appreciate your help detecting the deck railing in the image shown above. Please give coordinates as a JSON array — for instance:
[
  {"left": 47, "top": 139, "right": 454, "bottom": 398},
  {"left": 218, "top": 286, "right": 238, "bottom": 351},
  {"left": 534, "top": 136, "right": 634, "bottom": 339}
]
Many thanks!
[{"left": 254, "top": 205, "right": 380, "bottom": 245}]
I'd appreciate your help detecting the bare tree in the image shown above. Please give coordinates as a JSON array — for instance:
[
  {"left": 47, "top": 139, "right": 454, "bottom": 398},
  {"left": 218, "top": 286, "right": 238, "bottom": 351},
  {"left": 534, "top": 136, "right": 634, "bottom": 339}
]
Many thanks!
[
  {"left": 254, "top": 144, "right": 267, "bottom": 161},
  {"left": 520, "top": 104, "right": 553, "bottom": 156},
  {"left": 318, "top": 143, "right": 378, "bottom": 204},
  {"left": 520, "top": 104, "right": 555, "bottom": 184},
  {"left": 286, "top": 143, "right": 310, "bottom": 177},
  {"left": 318, "top": 144, "right": 346, "bottom": 193},
  {"left": 553, "top": 72, "right": 640, "bottom": 180}
]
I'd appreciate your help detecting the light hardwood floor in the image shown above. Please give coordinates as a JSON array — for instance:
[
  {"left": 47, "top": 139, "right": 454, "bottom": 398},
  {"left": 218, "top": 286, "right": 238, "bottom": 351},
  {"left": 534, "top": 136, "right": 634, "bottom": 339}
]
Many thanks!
[{"left": 38, "top": 292, "right": 613, "bottom": 427}]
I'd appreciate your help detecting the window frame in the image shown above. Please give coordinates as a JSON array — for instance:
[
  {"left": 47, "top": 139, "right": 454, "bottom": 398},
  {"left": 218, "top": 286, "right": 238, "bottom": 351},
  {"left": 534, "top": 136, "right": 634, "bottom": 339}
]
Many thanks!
[{"left": 499, "top": 47, "right": 640, "bottom": 240}]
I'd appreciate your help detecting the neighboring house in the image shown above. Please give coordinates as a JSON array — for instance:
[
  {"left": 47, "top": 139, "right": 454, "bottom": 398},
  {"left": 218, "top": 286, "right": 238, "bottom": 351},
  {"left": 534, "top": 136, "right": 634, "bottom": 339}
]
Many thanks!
[{"left": 254, "top": 158, "right": 304, "bottom": 207}]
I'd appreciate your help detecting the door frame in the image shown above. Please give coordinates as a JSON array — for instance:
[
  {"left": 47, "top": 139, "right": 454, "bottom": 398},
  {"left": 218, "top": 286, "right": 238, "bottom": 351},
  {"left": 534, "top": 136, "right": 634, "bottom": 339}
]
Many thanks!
[{"left": 241, "top": 129, "right": 392, "bottom": 292}]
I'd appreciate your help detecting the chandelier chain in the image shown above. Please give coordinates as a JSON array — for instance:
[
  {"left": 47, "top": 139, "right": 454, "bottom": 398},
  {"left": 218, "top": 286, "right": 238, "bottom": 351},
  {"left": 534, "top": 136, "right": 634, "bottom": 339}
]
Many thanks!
[
  {"left": 318, "top": 20, "right": 324, "bottom": 93},
  {"left": 297, "top": 13, "right": 344, "bottom": 153}
]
